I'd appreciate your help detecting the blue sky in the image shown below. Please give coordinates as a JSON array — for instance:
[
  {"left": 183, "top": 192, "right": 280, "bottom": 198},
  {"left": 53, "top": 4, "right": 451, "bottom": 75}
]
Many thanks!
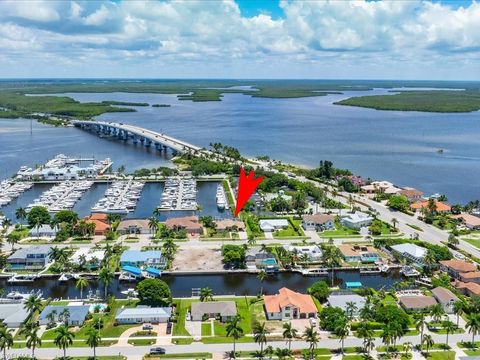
[{"left": 0, "top": 0, "right": 479, "bottom": 80}]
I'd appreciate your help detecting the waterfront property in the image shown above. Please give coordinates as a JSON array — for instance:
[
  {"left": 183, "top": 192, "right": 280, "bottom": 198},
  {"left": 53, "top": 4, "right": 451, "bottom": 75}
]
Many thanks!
[
  {"left": 7, "top": 245, "right": 51, "bottom": 270},
  {"left": 84, "top": 213, "right": 111, "bottom": 236},
  {"left": 28, "top": 224, "right": 58, "bottom": 238},
  {"left": 454, "top": 281, "right": 480, "bottom": 297},
  {"left": 390, "top": 243, "right": 427, "bottom": 266},
  {"left": 361, "top": 181, "right": 401, "bottom": 195},
  {"left": 410, "top": 200, "right": 451, "bottom": 213},
  {"left": 431, "top": 286, "right": 459, "bottom": 314},
  {"left": 39, "top": 304, "right": 90, "bottom": 326},
  {"left": 0, "top": 303, "right": 30, "bottom": 328},
  {"left": 263, "top": 287, "right": 317, "bottom": 320},
  {"left": 338, "top": 244, "right": 379, "bottom": 263},
  {"left": 245, "top": 251, "right": 279, "bottom": 271},
  {"left": 398, "top": 187, "right": 424, "bottom": 202},
  {"left": 301, "top": 214, "right": 335, "bottom": 231},
  {"left": 398, "top": 295, "right": 437, "bottom": 312},
  {"left": 120, "top": 250, "right": 166, "bottom": 269},
  {"left": 72, "top": 248, "right": 105, "bottom": 270},
  {"left": 284, "top": 244, "right": 323, "bottom": 262},
  {"left": 259, "top": 219, "right": 289, "bottom": 232},
  {"left": 214, "top": 219, "right": 245, "bottom": 232},
  {"left": 452, "top": 213, "right": 480, "bottom": 230},
  {"left": 341, "top": 211, "right": 373, "bottom": 229},
  {"left": 117, "top": 219, "right": 151, "bottom": 235},
  {"left": 115, "top": 306, "right": 172, "bottom": 324},
  {"left": 439, "top": 259, "right": 478, "bottom": 281},
  {"left": 327, "top": 293, "right": 365, "bottom": 316},
  {"left": 165, "top": 216, "right": 203, "bottom": 235},
  {"left": 190, "top": 301, "right": 237, "bottom": 322}
]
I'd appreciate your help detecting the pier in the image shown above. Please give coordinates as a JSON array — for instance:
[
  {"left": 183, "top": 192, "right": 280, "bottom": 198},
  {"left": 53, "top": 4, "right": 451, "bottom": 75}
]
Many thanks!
[
  {"left": 92, "top": 180, "right": 145, "bottom": 214},
  {"left": 158, "top": 177, "right": 197, "bottom": 211}
]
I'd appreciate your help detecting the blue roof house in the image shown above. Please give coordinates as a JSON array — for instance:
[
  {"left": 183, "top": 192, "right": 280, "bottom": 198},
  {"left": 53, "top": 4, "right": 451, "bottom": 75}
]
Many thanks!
[
  {"left": 120, "top": 250, "right": 166, "bottom": 269},
  {"left": 39, "top": 305, "right": 90, "bottom": 326}
]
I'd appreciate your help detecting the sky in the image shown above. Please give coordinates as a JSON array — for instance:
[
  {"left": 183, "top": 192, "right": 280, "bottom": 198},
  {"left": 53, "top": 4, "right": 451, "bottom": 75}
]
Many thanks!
[{"left": 0, "top": 0, "right": 479, "bottom": 80}]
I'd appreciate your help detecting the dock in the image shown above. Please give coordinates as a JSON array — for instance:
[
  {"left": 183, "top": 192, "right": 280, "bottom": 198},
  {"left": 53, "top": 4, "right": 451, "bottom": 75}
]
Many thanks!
[{"left": 158, "top": 177, "right": 197, "bottom": 211}]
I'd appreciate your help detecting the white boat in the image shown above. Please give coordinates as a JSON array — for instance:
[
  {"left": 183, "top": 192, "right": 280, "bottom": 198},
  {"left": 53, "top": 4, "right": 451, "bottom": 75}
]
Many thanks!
[
  {"left": 120, "top": 288, "right": 138, "bottom": 297},
  {"left": 7, "top": 274, "right": 39, "bottom": 283},
  {"left": 302, "top": 268, "right": 329, "bottom": 276},
  {"left": 400, "top": 265, "right": 421, "bottom": 277}
]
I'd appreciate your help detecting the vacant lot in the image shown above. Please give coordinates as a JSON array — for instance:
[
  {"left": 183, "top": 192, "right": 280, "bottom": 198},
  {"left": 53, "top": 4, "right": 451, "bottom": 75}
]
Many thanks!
[{"left": 172, "top": 247, "right": 224, "bottom": 271}]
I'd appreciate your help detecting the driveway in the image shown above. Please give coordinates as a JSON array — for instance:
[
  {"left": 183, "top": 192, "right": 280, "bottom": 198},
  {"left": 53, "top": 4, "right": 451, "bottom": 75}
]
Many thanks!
[{"left": 185, "top": 320, "right": 202, "bottom": 339}]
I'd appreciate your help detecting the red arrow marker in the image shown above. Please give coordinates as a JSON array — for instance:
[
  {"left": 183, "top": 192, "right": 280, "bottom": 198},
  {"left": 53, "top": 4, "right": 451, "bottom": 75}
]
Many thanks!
[{"left": 234, "top": 167, "right": 264, "bottom": 217}]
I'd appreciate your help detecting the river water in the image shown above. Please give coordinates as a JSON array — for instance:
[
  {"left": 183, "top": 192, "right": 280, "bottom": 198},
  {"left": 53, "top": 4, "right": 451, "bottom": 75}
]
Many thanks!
[
  {"left": 1, "top": 89, "right": 480, "bottom": 203},
  {"left": 0, "top": 270, "right": 403, "bottom": 299}
]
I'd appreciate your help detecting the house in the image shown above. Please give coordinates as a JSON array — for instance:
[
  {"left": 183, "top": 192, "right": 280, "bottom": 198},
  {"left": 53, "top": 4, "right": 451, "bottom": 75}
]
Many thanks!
[
  {"left": 341, "top": 212, "right": 373, "bottom": 229},
  {"left": 165, "top": 216, "right": 203, "bottom": 234},
  {"left": 72, "top": 248, "right": 105, "bottom": 270},
  {"left": 327, "top": 293, "right": 365, "bottom": 316},
  {"left": 190, "top": 301, "right": 237, "bottom": 322},
  {"left": 0, "top": 303, "right": 30, "bottom": 328},
  {"left": 85, "top": 213, "right": 111, "bottom": 236},
  {"left": 39, "top": 305, "right": 90, "bottom": 326},
  {"left": 390, "top": 243, "right": 427, "bottom": 265},
  {"left": 115, "top": 306, "right": 172, "bottom": 324},
  {"left": 439, "top": 259, "right": 477, "bottom": 280},
  {"left": 283, "top": 245, "right": 323, "bottom": 262},
  {"left": 117, "top": 219, "right": 151, "bottom": 235},
  {"left": 28, "top": 224, "right": 58, "bottom": 238},
  {"left": 431, "top": 287, "right": 459, "bottom": 314},
  {"left": 301, "top": 214, "right": 335, "bottom": 231},
  {"left": 264, "top": 287, "right": 317, "bottom": 320},
  {"left": 452, "top": 213, "right": 480, "bottom": 230},
  {"left": 399, "top": 187, "right": 424, "bottom": 202},
  {"left": 7, "top": 245, "right": 51, "bottom": 270},
  {"left": 214, "top": 219, "right": 245, "bottom": 232},
  {"left": 399, "top": 296, "right": 437, "bottom": 311},
  {"left": 259, "top": 219, "right": 289, "bottom": 232},
  {"left": 245, "top": 251, "right": 279, "bottom": 271},
  {"left": 459, "top": 272, "right": 480, "bottom": 284},
  {"left": 361, "top": 181, "right": 401, "bottom": 194},
  {"left": 411, "top": 201, "right": 451, "bottom": 213},
  {"left": 338, "top": 244, "right": 380, "bottom": 263},
  {"left": 454, "top": 281, "right": 480, "bottom": 297},
  {"left": 120, "top": 250, "right": 166, "bottom": 269}
]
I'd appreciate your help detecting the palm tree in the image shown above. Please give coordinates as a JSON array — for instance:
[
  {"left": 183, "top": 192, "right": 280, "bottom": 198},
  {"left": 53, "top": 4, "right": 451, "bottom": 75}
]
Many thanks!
[
  {"left": 99, "top": 266, "right": 114, "bottom": 299},
  {"left": 15, "top": 207, "right": 27, "bottom": 223},
  {"left": 148, "top": 216, "right": 159, "bottom": 236},
  {"left": 453, "top": 300, "right": 466, "bottom": 327},
  {"left": 253, "top": 321, "right": 269, "bottom": 356},
  {"left": 76, "top": 277, "right": 89, "bottom": 300},
  {"left": 86, "top": 327, "right": 102, "bottom": 360},
  {"left": 226, "top": 315, "right": 243, "bottom": 359},
  {"left": 391, "top": 218, "right": 398, "bottom": 231},
  {"left": 199, "top": 287, "right": 214, "bottom": 302},
  {"left": 357, "top": 322, "right": 374, "bottom": 355},
  {"left": 23, "top": 322, "right": 42, "bottom": 358},
  {"left": 443, "top": 320, "right": 456, "bottom": 347},
  {"left": 152, "top": 207, "right": 161, "bottom": 218},
  {"left": 24, "top": 294, "right": 42, "bottom": 319},
  {"left": 414, "top": 312, "right": 427, "bottom": 344},
  {"left": 430, "top": 304, "right": 445, "bottom": 328},
  {"left": 345, "top": 301, "right": 358, "bottom": 320},
  {"left": 335, "top": 320, "right": 350, "bottom": 354},
  {"left": 0, "top": 325, "right": 13, "bottom": 360},
  {"left": 403, "top": 342, "right": 413, "bottom": 359},
  {"left": 381, "top": 325, "right": 394, "bottom": 352},
  {"left": 466, "top": 313, "right": 480, "bottom": 346},
  {"left": 423, "top": 334, "right": 434, "bottom": 354},
  {"left": 323, "top": 245, "right": 342, "bottom": 286},
  {"left": 257, "top": 270, "right": 267, "bottom": 295},
  {"left": 282, "top": 322, "right": 297, "bottom": 351},
  {"left": 54, "top": 325, "right": 75, "bottom": 359},
  {"left": 303, "top": 325, "right": 319, "bottom": 360},
  {"left": 60, "top": 308, "right": 70, "bottom": 326},
  {"left": 275, "top": 347, "right": 292, "bottom": 360}
]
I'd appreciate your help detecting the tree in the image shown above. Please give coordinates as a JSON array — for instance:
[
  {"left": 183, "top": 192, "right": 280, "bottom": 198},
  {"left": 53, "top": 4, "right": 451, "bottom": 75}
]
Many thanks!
[
  {"left": 403, "top": 342, "right": 413, "bottom": 359},
  {"left": 443, "top": 320, "right": 456, "bottom": 347},
  {"left": 307, "top": 281, "right": 331, "bottom": 302},
  {"left": 24, "top": 294, "right": 43, "bottom": 319},
  {"left": 447, "top": 234, "right": 459, "bottom": 247},
  {"left": 334, "top": 319, "right": 349, "bottom": 354},
  {"left": 387, "top": 195, "right": 409, "bottom": 212},
  {"left": 6, "top": 232, "right": 20, "bottom": 251},
  {"left": 466, "top": 313, "right": 480, "bottom": 346},
  {"left": 148, "top": 216, "right": 159, "bottom": 235},
  {"left": 226, "top": 315, "right": 243, "bottom": 359},
  {"left": 27, "top": 206, "right": 51, "bottom": 229},
  {"left": 253, "top": 321, "right": 270, "bottom": 356},
  {"left": 15, "top": 207, "right": 27, "bottom": 223},
  {"left": 76, "top": 277, "right": 89, "bottom": 300},
  {"left": 257, "top": 270, "right": 267, "bottom": 295},
  {"left": 430, "top": 304, "right": 445, "bottom": 328},
  {"left": 21, "top": 321, "right": 41, "bottom": 358},
  {"left": 282, "top": 322, "right": 298, "bottom": 351},
  {"left": 99, "top": 267, "right": 114, "bottom": 299},
  {"left": 391, "top": 218, "right": 398, "bottom": 231},
  {"left": 303, "top": 325, "right": 319, "bottom": 360},
  {"left": 323, "top": 245, "right": 342, "bottom": 286},
  {"left": 357, "top": 322, "right": 374, "bottom": 355},
  {"left": 275, "top": 347, "right": 292, "bottom": 360},
  {"left": 86, "top": 327, "right": 101, "bottom": 360},
  {"left": 0, "top": 325, "right": 13, "bottom": 360},
  {"left": 54, "top": 325, "right": 75, "bottom": 359},
  {"left": 414, "top": 312, "right": 428, "bottom": 344},
  {"left": 199, "top": 287, "right": 213, "bottom": 302},
  {"left": 345, "top": 301, "right": 358, "bottom": 320},
  {"left": 423, "top": 334, "right": 434, "bottom": 354},
  {"left": 453, "top": 300, "right": 466, "bottom": 327},
  {"left": 136, "top": 278, "right": 172, "bottom": 306}
]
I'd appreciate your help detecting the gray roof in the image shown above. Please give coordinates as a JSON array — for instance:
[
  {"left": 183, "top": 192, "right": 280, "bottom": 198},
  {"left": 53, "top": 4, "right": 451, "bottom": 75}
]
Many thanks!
[
  {"left": 8, "top": 245, "right": 52, "bottom": 260},
  {"left": 431, "top": 287, "right": 459, "bottom": 304},
  {"left": 191, "top": 301, "right": 237, "bottom": 318},
  {"left": 0, "top": 303, "right": 29, "bottom": 326},
  {"left": 115, "top": 307, "right": 172, "bottom": 320},
  {"left": 391, "top": 243, "right": 427, "bottom": 259},
  {"left": 39, "top": 305, "right": 90, "bottom": 323},
  {"left": 327, "top": 294, "right": 365, "bottom": 311}
]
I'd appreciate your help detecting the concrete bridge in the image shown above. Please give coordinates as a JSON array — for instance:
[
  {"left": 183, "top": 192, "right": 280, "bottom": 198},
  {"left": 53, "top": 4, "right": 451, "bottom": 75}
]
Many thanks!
[{"left": 72, "top": 121, "right": 203, "bottom": 155}]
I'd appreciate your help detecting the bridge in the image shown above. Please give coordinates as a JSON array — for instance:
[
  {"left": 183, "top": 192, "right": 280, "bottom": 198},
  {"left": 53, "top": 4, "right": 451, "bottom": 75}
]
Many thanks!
[{"left": 72, "top": 120, "right": 203, "bottom": 154}]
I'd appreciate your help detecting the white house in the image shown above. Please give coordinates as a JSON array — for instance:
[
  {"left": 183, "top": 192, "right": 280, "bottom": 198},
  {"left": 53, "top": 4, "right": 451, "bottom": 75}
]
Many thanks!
[
  {"left": 431, "top": 287, "right": 459, "bottom": 314},
  {"left": 341, "top": 212, "right": 373, "bottom": 229},
  {"left": 115, "top": 307, "right": 172, "bottom": 324},
  {"left": 390, "top": 243, "right": 427, "bottom": 265},
  {"left": 29, "top": 224, "right": 58, "bottom": 238},
  {"left": 284, "top": 245, "right": 323, "bottom": 261},
  {"left": 327, "top": 293, "right": 365, "bottom": 316},
  {"left": 302, "top": 214, "right": 335, "bottom": 231},
  {"left": 259, "top": 219, "right": 289, "bottom": 232}
]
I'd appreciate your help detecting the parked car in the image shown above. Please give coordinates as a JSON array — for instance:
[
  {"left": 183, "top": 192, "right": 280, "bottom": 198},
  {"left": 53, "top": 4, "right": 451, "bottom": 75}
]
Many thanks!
[
  {"left": 143, "top": 323, "right": 154, "bottom": 331},
  {"left": 150, "top": 347, "right": 166, "bottom": 355},
  {"left": 186, "top": 312, "right": 191, "bottom": 321},
  {"left": 166, "top": 322, "right": 172, "bottom": 334}
]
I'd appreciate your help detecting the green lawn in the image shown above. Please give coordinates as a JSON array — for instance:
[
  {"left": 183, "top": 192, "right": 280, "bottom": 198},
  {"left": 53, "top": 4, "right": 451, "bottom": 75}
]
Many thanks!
[
  {"left": 128, "top": 338, "right": 156, "bottom": 346},
  {"left": 272, "top": 218, "right": 305, "bottom": 238},
  {"left": 463, "top": 238, "right": 480, "bottom": 249},
  {"left": 423, "top": 351, "right": 455, "bottom": 360},
  {"left": 320, "top": 223, "right": 360, "bottom": 237}
]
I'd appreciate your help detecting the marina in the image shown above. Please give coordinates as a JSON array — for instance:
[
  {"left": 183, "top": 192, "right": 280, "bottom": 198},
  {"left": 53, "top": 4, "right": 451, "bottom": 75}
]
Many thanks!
[
  {"left": 0, "top": 180, "right": 33, "bottom": 207},
  {"left": 92, "top": 180, "right": 145, "bottom": 214},
  {"left": 158, "top": 177, "right": 198, "bottom": 211},
  {"left": 26, "top": 180, "right": 94, "bottom": 212}
]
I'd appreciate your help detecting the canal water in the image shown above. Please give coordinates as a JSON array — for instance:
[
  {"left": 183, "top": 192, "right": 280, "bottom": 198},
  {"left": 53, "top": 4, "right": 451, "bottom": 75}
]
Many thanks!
[{"left": 0, "top": 270, "right": 403, "bottom": 299}]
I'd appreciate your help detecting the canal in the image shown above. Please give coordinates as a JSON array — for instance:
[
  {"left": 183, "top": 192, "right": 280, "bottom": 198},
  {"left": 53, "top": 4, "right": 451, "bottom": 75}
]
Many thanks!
[{"left": 0, "top": 270, "right": 403, "bottom": 299}]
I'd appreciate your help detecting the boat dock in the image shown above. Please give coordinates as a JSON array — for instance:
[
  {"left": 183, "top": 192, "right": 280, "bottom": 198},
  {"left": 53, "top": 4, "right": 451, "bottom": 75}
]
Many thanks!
[
  {"left": 0, "top": 180, "right": 33, "bottom": 207},
  {"left": 92, "top": 180, "right": 145, "bottom": 214},
  {"left": 158, "top": 177, "right": 197, "bottom": 211},
  {"left": 27, "top": 180, "right": 93, "bottom": 212}
]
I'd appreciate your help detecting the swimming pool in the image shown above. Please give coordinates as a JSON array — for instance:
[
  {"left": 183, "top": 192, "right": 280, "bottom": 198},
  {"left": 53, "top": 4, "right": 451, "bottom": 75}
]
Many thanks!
[{"left": 89, "top": 303, "right": 107, "bottom": 313}]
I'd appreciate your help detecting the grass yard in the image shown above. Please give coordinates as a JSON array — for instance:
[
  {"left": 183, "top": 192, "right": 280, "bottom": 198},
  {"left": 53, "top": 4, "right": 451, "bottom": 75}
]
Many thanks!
[
  {"left": 423, "top": 351, "right": 455, "bottom": 360},
  {"left": 320, "top": 222, "right": 360, "bottom": 238},
  {"left": 128, "top": 338, "right": 156, "bottom": 346},
  {"left": 462, "top": 238, "right": 480, "bottom": 249}
]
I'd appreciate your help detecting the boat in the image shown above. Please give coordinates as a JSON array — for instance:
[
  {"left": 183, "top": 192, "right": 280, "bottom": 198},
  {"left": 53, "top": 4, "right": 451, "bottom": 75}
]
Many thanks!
[
  {"left": 379, "top": 264, "right": 390, "bottom": 273},
  {"left": 4, "top": 290, "right": 43, "bottom": 302},
  {"left": 58, "top": 274, "right": 78, "bottom": 282},
  {"left": 120, "top": 288, "right": 138, "bottom": 297},
  {"left": 360, "top": 267, "right": 381, "bottom": 274},
  {"left": 216, "top": 184, "right": 227, "bottom": 210},
  {"left": 302, "top": 268, "right": 329, "bottom": 276},
  {"left": 7, "top": 274, "right": 39, "bottom": 283},
  {"left": 400, "top": 265, "right": 421, "bottom": 277}
]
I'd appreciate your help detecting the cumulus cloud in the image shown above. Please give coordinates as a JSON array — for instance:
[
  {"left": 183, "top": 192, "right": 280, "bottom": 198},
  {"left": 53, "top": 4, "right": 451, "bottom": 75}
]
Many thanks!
[{"left": 0, "top": 0, "right": 478, "bottom": 78}]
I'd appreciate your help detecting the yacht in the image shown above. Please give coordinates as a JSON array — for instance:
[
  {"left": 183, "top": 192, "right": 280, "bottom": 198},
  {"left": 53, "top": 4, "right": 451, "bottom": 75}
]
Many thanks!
[
  {"left": 302, "top": 268, "right": 329, "bottom": 276},
  {"left": 7, "top": 274, "right": 39, "bottom": 283}
]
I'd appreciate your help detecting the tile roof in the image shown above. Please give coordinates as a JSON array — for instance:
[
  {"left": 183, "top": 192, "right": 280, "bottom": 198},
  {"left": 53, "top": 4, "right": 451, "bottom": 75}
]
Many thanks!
[
  {"left": 338, "top": 244, "right": 378, "bottom": 257},
  {"left": 165, "top": 216, "right": 202, "bottom": 231},
  {"left": 118, "top": 219, "right": 150, "bottom": 230},
  {"left": 399, "top": 296, "right": 437, "bottom": 309},
  {"left": 302, "top": 214, "right": 335, "bottom": 224},
  {"left": 454, "top": 281, "right": 480, "bottom": 296},
  {"left": 431, "top": 287, "right": 459, "bottom": 304},
  {"left": 191, "top": 301, "right": 237, "bottom": 319},
  {"left": 215, "top": 219, "right": 245, "bottom": 231},
  {"left": 452, "top": 213, "right": 480, "bottom": 228},
  {"left": 440, "top": 259, "right": 477, "bottom": 273},
  {"left": 410, "top": 200, "right": 451, "bottom": 212},
  {"left": 264, "top": 287, "right": 317, "bottom": 314}
]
